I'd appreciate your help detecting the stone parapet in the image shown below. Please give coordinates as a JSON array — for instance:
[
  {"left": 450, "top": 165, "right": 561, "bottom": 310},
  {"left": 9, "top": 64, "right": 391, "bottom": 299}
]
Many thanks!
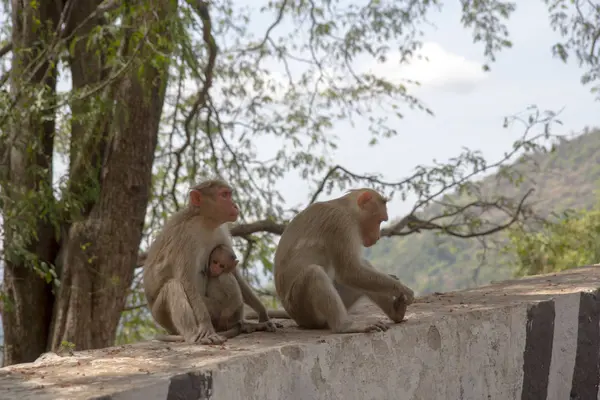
[{"left": 1, "top": 265, "right": 599, "bottom": 400}]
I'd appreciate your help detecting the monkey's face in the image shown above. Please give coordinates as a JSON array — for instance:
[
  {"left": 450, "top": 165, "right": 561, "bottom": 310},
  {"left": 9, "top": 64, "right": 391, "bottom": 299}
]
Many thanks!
[
  {"left": 214, "top": 186, "right": 239, "bottom": 222},
  {"left": 209, "top": 259, "right": 228, "bottom": 277},
  {"left": 358, "top": 191, "right": 389, "bottom": 247},
  {"left": 208, "top": 248, "right": 239, "bottom": 277},
  {"left": 190, "top": 185, "right": 239, "bottom": 222}
]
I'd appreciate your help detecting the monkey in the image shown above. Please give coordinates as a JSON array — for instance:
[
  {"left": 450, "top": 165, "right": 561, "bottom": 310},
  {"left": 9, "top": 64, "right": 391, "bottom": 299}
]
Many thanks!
[
  {"left": 206, "top": 243, "right": 238, "bottom": 279},
  {"left": 156, "top": 244, "right": 281, "bottom": 342},
  {"left": 204, "top": 244, "right": 244, "bottom": 331},
  {"left": 143, "top": 179, "right": 278, "bottom": 345},
  {"left": 273, "top": 188, "right": 415, "bottom": 334},
  {"left": 244, "top": 271, "right": 404, "bottom": 321}
]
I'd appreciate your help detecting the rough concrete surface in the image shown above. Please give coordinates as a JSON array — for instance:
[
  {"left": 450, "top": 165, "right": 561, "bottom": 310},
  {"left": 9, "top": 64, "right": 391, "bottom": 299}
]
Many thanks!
[{"left": 1, "top": 265, "right": 600, "bottom": 400}]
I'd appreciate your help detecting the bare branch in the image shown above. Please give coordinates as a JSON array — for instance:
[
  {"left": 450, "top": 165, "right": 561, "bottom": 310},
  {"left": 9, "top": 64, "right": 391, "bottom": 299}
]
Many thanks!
[
  {"left": 183, "top": 0, "right": 217, "bottom": 134},
  {"left": 123, "top": 303, "right": 147, "bottom": 312},
  {"left": 0, "top": 42, "right": 11, "bottom": 58},
  {"left": 382, "top": 188, "right": 535, "bottom": 238},
  {"left": 309, "top": 164, "right": 423, "bottom": 205},
  {"left": 169, "top": 0, "right": 218, "bottom": 206},
  {"left": 230, "top": 219, "right": 286, "bottom": 236},
  {"left": 246, "top": 0, "right": 289, "bottom": 52}
]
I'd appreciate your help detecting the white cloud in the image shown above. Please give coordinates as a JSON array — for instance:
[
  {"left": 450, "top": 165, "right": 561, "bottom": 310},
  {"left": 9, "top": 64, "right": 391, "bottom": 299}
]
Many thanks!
[{"left": 364, "top": 42, "right": 488, "bottom": 94}]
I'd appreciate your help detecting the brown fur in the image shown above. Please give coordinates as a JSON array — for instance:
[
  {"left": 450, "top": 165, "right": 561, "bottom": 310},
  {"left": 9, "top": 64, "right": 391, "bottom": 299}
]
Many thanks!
[
  {"left": 273, "top": 188, "right": 414, "bottom": 333},
  {"left": 143, "top": 179, "right": 278, "bottom": 345}
]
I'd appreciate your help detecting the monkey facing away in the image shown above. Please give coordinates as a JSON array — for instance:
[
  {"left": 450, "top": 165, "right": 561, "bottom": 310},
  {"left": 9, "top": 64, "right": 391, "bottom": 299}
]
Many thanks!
[
  {"left": 273, "top": 188, "right": 415, "bottom": 334},
  {"left": 143, "top": 179, "right": 278, "bottom": 345}
]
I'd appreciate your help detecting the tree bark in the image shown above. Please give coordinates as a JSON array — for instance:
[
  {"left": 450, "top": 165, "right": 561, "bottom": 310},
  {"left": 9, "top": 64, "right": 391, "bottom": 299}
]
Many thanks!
[
  {"left": 2, "top": 0, "right": 175, "bottom": 364},
  {"left": 1, "top": 0, "right": 61, "bottom": 365},
  {"left": 49, "top": 0, "right": 175, "bottom": 350}
]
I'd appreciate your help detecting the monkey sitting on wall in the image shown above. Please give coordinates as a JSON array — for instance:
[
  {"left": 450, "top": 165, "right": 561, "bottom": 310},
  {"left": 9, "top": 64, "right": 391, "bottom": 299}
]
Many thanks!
[
  {"left": 273, "top": 188, "right": 415, "bottom": 334},
  {"left": 143, "top": 179, "right": 279, "bottom": 345}
]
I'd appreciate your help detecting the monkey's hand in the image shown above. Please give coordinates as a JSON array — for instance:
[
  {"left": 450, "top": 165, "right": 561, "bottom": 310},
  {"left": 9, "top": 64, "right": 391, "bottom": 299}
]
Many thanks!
[
  {"left": 193, "top": 325, "right": 227, "bottom": 345},
  {"left": 397, "top": 284, "right": 415, "bottom": 305},
  {"left": 257, "top": 312, "right": 282, "bottom": 331},
  {"left": 389, "top": 296, "right": 408, "bottom": 323}
]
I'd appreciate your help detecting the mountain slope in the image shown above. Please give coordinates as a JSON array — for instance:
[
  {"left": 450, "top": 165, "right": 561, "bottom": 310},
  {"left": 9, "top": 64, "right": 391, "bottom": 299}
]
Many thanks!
[{"left": 365, "top": 127, "right": 600, "bottom": 295}]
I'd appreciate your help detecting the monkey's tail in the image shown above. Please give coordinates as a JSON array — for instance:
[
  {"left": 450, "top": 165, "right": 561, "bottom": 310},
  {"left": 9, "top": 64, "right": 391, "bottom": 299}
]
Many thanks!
[{"left": 246, "top": 309, "right": 291, "bottom": 320}]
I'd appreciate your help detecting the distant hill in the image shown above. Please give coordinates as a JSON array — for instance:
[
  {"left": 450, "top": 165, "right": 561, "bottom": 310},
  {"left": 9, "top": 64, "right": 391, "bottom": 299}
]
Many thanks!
[{"left": 365, "top": 127, "right": 600, "bottom": 295}]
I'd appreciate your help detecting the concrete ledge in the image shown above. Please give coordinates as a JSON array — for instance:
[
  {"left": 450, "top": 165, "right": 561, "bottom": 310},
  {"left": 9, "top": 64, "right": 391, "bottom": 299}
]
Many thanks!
[{"left": 2, "top": 266, "right": 600, "bottom": 400}]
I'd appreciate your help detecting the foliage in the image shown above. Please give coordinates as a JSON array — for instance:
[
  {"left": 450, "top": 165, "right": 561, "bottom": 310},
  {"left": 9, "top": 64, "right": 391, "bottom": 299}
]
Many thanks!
[
  {"left": 544, "top": 0, "right": 600, "bottom": 98},
  {"left": 507, "top": 197, "right": 600, "bottom": 277},
  {"left": 366, "top": 127, "right": 600, "bottom": 295}
]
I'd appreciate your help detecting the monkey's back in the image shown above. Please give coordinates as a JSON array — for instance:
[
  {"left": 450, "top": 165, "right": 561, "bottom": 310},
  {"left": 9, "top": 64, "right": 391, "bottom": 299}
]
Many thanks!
[
  {"left": 274, "top": 200, "right": 358, "bottom": 293},
  {"left": 142, "top": 211, "right": 202, "bottom": 301}
]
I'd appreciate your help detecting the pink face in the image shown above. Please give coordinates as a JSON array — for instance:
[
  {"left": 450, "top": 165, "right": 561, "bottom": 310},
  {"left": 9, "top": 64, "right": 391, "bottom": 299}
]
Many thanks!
[
  {"left": 216, "top": 187, "right": 239, "bottom": 222},
  {"left": 208, "top": 246, "right": 239, "bottom": 277},
  {"left": 190, "top": 185, "right": 240, "bottom": 223},
  {"left": 358, "top": 192, "right": 389, "bottom": 247},
  {"left": 209, "top": 259, "right": 228, "bottom": 277}
]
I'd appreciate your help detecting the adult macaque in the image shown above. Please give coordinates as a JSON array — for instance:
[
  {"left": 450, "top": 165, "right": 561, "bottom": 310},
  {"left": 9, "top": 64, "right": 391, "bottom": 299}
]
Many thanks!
[
  {"left": 273, "top": 188, "right": 415, "bottom": 333},
  {"left": 158, "top": 245, "right": 279, "bottom": 342},
  {"left": 245, "top": 270, "right": 405, "bottom": 321},
  {"left": 143, "top": 179, "right": 278, "bottom": 345}
]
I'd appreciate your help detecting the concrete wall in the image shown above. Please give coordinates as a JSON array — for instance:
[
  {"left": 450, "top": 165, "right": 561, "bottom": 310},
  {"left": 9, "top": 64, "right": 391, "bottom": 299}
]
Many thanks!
[{"left": 1, "top": 266, "right": 599, "bottom": 400}]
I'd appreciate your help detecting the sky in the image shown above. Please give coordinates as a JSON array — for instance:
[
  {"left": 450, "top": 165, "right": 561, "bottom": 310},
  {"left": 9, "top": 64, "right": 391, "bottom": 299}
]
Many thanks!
[{"left": 232, "top": 0, "right": 600, "bottom": 219}]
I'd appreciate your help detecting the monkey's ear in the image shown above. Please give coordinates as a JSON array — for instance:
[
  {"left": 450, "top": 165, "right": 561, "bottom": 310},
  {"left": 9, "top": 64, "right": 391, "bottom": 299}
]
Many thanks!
[
  {"left": 190, "top": 190, "right": 203, "bottom": 207},
  {"left": 357, "top": 191, "right": 372, "bottom": 208}
]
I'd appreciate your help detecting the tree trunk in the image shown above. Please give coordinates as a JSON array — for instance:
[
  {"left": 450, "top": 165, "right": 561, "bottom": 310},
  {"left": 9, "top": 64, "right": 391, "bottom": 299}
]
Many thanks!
[
  {"left": 49, "top": 1, "right": 174, "bottom": 351},
  {"left": 1, "top": 0, "right": 61, "bottom": 366},
  {"left": 2, "top": 0, "right": 175, "bottom": 365}
]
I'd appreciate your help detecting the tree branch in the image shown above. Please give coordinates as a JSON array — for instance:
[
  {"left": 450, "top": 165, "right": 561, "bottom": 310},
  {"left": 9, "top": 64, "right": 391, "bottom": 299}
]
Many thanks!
[
  {"left": 230, "top": 219, "right": 286, "bottom": 236},
  {"left": 381, "top": 188, "right": 535, "bottom": 238},
  {"left": 169, "top": 0, "right": 218, "bottom": 206},
  {"left": 0, "top": 42, "right": 11, "bottom": 58},
  {"left": 246, "top": 0, "right": 289, "bottom": 52}
]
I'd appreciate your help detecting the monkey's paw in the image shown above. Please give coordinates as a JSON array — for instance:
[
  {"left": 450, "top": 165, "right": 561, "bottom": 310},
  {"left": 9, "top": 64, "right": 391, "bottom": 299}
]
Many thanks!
[
  {"left": 195, "top": 329, "right": 227, "bottom": 345},
  {"left": 264, "top": 320, "right": 281, "bottom": 332},
  {"left": 364, "top": 321, "right": 390, "bottom": 333},
  {"left": 389, "top": 297, "right": 408, "bottom": 323}
]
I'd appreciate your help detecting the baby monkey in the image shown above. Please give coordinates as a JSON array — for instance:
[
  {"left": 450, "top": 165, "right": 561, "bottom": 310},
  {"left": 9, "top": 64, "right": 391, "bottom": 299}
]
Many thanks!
[
  {"left": 207, "top": 244, "right": 239, "bottom": 279},
  {"left": 204, "top": 244, "right": 243, "bottom": 331}
]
